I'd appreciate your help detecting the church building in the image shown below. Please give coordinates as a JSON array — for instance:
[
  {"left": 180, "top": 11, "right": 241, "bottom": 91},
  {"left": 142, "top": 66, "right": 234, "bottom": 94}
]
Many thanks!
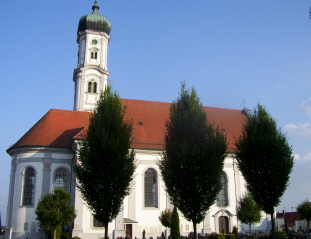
[{"left": 5, "top": 2, "right": 269, "bottom": 239}]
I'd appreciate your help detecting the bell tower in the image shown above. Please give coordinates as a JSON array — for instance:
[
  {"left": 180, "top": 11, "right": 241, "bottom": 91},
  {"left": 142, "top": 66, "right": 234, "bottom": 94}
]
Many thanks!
[{"left": 73, "top": 1, "right": 112, "bottom": 111}]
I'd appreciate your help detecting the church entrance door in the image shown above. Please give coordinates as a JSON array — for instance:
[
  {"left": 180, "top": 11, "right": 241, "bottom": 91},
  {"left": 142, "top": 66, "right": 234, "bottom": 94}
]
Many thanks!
[
  {"left": 126, "top": 224, "right": 132, "bottom": 239},
  {"left": 219, "top": 216, "right": 229, "bottom": 234}
]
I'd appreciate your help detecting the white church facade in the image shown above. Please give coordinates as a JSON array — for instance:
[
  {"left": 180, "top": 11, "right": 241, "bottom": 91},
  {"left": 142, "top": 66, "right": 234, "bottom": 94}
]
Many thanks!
[{"left": 5, "top": 2, "right": 270, "bottom": 239}]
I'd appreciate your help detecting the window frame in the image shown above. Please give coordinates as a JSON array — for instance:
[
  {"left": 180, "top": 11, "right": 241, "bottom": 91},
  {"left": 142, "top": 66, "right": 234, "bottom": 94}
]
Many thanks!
[
  {"left": 144, "top": 168, "right": 158, "bottom": 208},
  {"left": 87, "top": 80, "right": 98, "bottom": 93},
  {"left": 22, "top": 167, "right": 36, "bottom": 206},
  {"left": 217, "top": 171, "right": 229, "bottom": 207},
  {"left": 93, "top": 216, "right": 104, "bottom": 228},
  {"left": 54, "top": 167, "right": 69, "bottom": 191},
  {"left": 90, "top": 47, "right": 99, "bottom": 60}
]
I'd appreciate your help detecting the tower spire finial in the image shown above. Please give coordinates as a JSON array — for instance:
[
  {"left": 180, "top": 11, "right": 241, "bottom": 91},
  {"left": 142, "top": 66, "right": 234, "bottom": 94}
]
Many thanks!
[{"left": 92, "top": 1, "right": 99, "bottom": 14}]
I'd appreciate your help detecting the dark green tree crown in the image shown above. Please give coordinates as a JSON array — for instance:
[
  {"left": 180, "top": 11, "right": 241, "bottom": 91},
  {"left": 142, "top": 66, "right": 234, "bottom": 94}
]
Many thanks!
[
  {"left": 74, "top": 84, "right": 136, "bottom": 226},
  {"left": 35, "top": 188, "right": 76, "bottom": 234},
  {"left": 297, "top": 200, "right": 311, "bottom": 227},
  {"left": 158, "top": 82, "right": 227, "bottom": 226},
  {"left": 236, "top": 192, "right": 262, "bottom": 226},
  {"left": 235, "top": 103, "right": 294, "bottom": 215}
]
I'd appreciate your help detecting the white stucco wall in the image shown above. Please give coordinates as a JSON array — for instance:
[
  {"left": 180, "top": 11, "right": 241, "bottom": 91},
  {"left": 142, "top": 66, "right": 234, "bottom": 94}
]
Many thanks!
[
  {"left": 6, "top": 145, "right": 271, "bottom": 239},
  {"left": 5, "top": 147, "right": 73, "bottom": 239}
]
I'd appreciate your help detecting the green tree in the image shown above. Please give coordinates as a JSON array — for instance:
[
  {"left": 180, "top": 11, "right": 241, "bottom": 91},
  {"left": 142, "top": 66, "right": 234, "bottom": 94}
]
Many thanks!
[
  {"left": 234, "top": 104, "right": 294, "bottom": 238},
  {"left": 35, "top": 188, "right": 76, "bottom": 239},
  {"left": 232, "top": 226, "right": 238, "bottom": 239},
  {"left": 170, "top": 207, "right": 180, "bottom": 239},
  {"left": 158, "top": 83, "right": 228, "bottom": 239},
  {"left": 159, "top": 209, "right": 172, "bottom": 229},
  {"left": 73, "top": 85, "right": 136, "bottom": 239},
  {"left": 236, "top": 193, "right": 262, "bottom": 234},
  {"left": 297, "top": 200, "right": 311, "bottom": 228}
]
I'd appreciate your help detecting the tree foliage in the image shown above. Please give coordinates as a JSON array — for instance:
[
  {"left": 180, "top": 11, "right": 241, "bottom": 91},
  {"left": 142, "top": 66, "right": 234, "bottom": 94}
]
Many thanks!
[
  {"left": 235, "top": 103, "right": 294, "bottom": 237},
  {"left": 170, "top": 207, "right": 180, "bottom": 239},
  {"left": 35, "top": 188, "right": 76, "bottom": 239},
  {"left": 297, "top": 200, "right": 311, "bottom": 228},
  {"left": 158, "top": 83, "right": 227, "bottom": 239},
  {"left": 232, "top": 226, "right": 238, "bottom": 239},
  {"left": 159, "top": 209, "right": 172, "bottom": 228},
  {"left": 73, "top": 85, "right": 136, "bottom": 239},
  {"left": 236, "top": 193, "right": 262, "bottom": 233}
]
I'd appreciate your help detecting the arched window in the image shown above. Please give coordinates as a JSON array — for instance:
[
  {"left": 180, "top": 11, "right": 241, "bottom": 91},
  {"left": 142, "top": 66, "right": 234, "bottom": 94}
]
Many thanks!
[
  {"left": 54, "top": 168, "right": 68, "bottom": 190},
  {"left": 93, "top": 82, "right": 97, "bottom": 93},
  {"left": 91, "top": 51, "right": 97, "bottom": 59},
  {"left": 87, "top": 81, "right": 97, "bottom": 93},
  {"left": 217, "top": 172, "right": 228, "bottom": 207},
  {"left": 22, "top": 167, "right": 35, "bottom": 205},
  {"left": 88, "top": 81, "right": 92, "bottom": 92},
  {"left": 144, "top": 168, "right": 158, "bottom": 207}
]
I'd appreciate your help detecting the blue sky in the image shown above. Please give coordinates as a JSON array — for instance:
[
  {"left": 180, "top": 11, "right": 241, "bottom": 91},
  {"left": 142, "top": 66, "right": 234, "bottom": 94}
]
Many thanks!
[{"left": 1, "top": 0, "right": 311, "bottom": 224}]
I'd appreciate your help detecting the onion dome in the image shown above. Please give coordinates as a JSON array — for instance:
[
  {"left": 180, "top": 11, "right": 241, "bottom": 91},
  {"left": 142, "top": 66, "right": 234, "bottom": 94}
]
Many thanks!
[{"left": 78, "top": 1, "right": 112, "bottom": 36}]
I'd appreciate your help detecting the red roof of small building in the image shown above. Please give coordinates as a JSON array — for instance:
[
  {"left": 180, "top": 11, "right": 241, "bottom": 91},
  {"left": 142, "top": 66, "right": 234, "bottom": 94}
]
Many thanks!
[
  {"left": 277, "top": 212, "right": 285, "bottom": 218},
  {"left": 284, "top": 212, "right": 299, "bottom": 223},
  {"left": 281, "top": 223, "right": 296, "bottom": 228},
  {"left": 8, "top": 99, "right": 246, "bottom": 152}
]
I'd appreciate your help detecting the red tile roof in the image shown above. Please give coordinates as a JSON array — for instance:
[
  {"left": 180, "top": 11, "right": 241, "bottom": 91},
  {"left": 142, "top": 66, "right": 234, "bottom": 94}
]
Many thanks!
[
  {"left": 281, "top": 222, "right": 296, "bottom": 228},
  {"left": 8, "top": 99, "right": 246, "bottom": 152},
  {"left": 277, "top": 212, "right": 285, "bottom": 218},
  {"left": 284, "top": 212, "right": 299, "bottom": 223},
  {"left": 11, "top": 109, "right": 91, "bottom": 149}
]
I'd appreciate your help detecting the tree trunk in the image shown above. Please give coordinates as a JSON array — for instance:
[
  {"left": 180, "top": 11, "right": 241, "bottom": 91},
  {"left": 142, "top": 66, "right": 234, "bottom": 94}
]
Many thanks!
[
  {"left": 193, "top": 221, "right": 197, "bottom": 239},
  {"left": 249, "top": 223, "right": 252, "bottom": 234},
  {"left": 104, "top": 222, "right": 109, "bottom": 239},
  {"left": 53, "top": 228, "right": 57, "bottom": 239},
  {"left": 270, "top": 213, "right": 275, "bottom": 239}
]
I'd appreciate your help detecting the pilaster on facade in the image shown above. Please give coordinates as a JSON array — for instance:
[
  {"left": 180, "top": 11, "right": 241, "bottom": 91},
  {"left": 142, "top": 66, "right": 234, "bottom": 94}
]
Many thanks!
[
  {"left": 114, "top": 209, "right": 125, "bottom": 238},
  {"left": 72, "top": 188, "right": 85, "bottom": 238},
  {"left": 203, "top": 212, "right": 213, "bottom": 234},
  {"left": 5, "top": 161, "right": 17, "bottom": 239}
]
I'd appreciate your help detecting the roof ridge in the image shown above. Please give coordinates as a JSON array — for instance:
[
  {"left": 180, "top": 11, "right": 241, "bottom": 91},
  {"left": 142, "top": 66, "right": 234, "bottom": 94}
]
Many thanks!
[
  {"left": 121, "top": 98, "right": 243, "bottom": 112},
  {"left": 49, "top": 108, "right": 92, "bottom": 114}
]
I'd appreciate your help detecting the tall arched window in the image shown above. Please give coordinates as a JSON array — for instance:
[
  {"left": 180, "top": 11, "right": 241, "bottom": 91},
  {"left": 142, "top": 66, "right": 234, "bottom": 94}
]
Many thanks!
[
  {"left": 87, "top": 81, "right": 97, "bottom": 93},
  {"left": 22, "top": 167, "right": 35, "bottom": 205},
  {"left": 144, "top": 168, "right": 158, "bottom": 207},
  {"left": 217, "top": 172, "right": 228, "bottom": 207},
  {"left": 54, "top": 168, "right": 68, "bottom": 190}
]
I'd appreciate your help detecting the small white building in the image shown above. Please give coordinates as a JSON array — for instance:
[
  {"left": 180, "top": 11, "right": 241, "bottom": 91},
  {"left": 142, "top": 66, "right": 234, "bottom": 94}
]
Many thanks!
[
  {"left": 5, "top": 2, "right": 269, "bottom": 239},
  {"left": 276, "top": 211, "right": 306, "bottom": 233}
]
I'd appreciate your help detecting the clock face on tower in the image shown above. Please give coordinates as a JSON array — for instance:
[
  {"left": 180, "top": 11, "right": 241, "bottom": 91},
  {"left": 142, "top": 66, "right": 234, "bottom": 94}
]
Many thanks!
[{"left": 91, "top": 38, "right": 100, "bottom": 46}]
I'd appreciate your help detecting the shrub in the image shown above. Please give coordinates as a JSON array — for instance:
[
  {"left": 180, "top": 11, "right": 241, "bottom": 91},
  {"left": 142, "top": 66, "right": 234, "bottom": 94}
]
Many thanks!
[
  {"left": 269, "top": 231, "right": 285, "bottom": 239},
  {"left": 171, "top": 207, "right": 180, "bottom": 239},
  {"left": 207, "top": 233, "right": 217, "bottom": 239},
  {"left": 215, "top": 234, "right": 225, "bottom": 239},
  {"left": 232, "top": 226, "right": 238, "bottom": 239},
  {"left": 159, "top": 209, "right": 172, "bottom": 228},
  {"left": 61, "top": 229, "right": 70, "bottom": 239},
  {"left": 72, "top": 237, "right": 81, "bottom": 239},
  {"left": 274, "top": 231, "right": 285, "bottom": 239},
  {"left": 225, "top": 234, "right": 235, "bottom": 239}
]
